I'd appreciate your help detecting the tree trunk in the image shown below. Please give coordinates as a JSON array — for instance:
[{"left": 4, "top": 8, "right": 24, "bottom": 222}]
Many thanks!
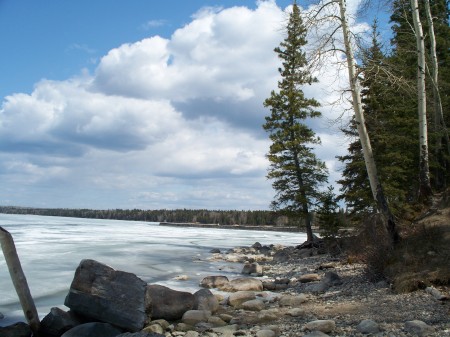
[
  {"left": 337, "top": 0, "right": 399, "bottom": 244},
  {"left": 424, "top": 0, "right": 450, "bottom": 189},
  {"left": 0, "top": 226, "right": 40, "bottom": 333},
  {"left": 411, "top": 0, "right": 433, "bottom": 200}
]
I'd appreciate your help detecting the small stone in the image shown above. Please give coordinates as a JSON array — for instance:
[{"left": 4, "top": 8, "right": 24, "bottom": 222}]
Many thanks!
[
  {"left": 356, "top": 319, "right": 380, "bottom": 334},
  {"left": 210, "top": 248, "right": 221, "bottom": 253},
  {"left": 219, "top": 313, "right": 233, "bottom": 322},
  {"left": 143, "top": 324, "right": 164, "bottom": 334},
  {"left": 405, "top": 320, "right": 435, "bottom": 336},
  {"left": 173, "top": 275, "right": 189, "bottom": 281},
  {"left": 229, "top": 291, "right": 256, "bottom": 307},
  {"left": 257, "top": 309, "right": 279, "bottom": 322},
  {"left": 212, "top": 324, "right": 238, "bottom": 334},
  {"left": 185, "top": 332, "right": 200, "bottom": 337},
  {"left": 208, "top": 316, "right": 227, "bottom": 327},
  {"left": 305, "top": 320, "right": 336, "bottom": 333},
  {"left": 287, "top": 308, "right": 306, "bottom": 317},
  {"left": 256, "top": 329, "right": 276, "bottom": 337},
  {"left": 299, "top": 273, "right": 321, "bottom": 283},
  {"left": 303, "top": 332, "right": 329, "bottom": 337},
  {"left": 279, "top": 294, "right": 308, "bottom": 306}
]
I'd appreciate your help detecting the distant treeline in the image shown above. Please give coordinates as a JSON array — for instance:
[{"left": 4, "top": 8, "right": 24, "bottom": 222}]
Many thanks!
[{"left": 0, "top": 206, "right": 290, "bottom": 227}]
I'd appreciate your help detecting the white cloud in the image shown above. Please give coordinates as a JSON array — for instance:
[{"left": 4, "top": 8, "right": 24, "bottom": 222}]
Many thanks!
[{"left": 0, "top": 0, "right": 370, "bottom": 210}]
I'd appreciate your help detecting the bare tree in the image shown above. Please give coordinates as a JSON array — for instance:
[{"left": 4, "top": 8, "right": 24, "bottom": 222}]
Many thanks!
[
  {"left": 424, "top": 0, "right": 450, "bottom": 188},
  {"left": 305, "top": 0, "right": 400, "bottom": 244},
  {"left": 410, "top": 0, "right": 433, "bottom": 200}
]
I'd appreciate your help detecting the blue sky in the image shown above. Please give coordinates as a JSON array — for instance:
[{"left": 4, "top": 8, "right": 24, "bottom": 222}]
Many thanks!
[{"left": 0, "top": 0, "right": 384, "bottom": 210}]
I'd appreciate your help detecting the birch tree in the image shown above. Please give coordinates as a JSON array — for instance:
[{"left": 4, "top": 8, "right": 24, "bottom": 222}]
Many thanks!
[
  {"left": 307, "top": 0, "right": 400, "bottom": 244},
  {"left": 410, "top": 0, "right": 433, "bottom": 200}
]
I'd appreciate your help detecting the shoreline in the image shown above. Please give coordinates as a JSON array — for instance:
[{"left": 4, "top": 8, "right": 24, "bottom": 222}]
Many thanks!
[{"left": 159, "top": 222, "right": 313, "bottom": 233}]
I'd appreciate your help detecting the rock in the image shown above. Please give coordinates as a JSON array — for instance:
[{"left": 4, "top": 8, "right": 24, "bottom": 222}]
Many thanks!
[
  {"left": 425, "top": 286, "right": 448, "bottom": 301},
  {"left": 143, "top": 324, "right": 164, "bottom": 334},
  {"left": 279, "top": 294, "right": 308, "bottom": 307},
  {"left": 228, "top": 291, "right": 256, "bottom": 307},
  {"left": 287, "top": 308, "right": 306, "bottom": 317},
  {"left": 200, "top": 275, "right": 229, "bottom": 289},
  {"left": 181, "top": 310, "right": 212, "bottom": 326},
  {"left": 64, "top": 259, "right": 147, "bottom": 332},
  {"left": 173, "top": 275, "right": 189, "bottom": 281},
  {"left": 299, "top": 273, "right": 321, "bottom": 283},
  {"left": 304, "top": 281, "right": 329, "bottom": 293},
  {"left": 219, "top": 314, "right": 233, "bottom": 323},
  {"left": 174, "top": 323, "right": 195, "bottom": 332},
  {"left": 146, "top": 284, "right": 195, "bottom": 321},
  {"left": 0, "top": 322, "right": 32, "bottom": 337},
  {"left": 304, "top": 320, "right": 336, "bottom": 333},
  {"left": 148, "top": 319, "right": 170, "bottom": 330},
  {"left": 61, "top": 322, "right": 122, "bottom": 337},
  {"left": 210, "top": 248, "right": 221, "bottom": 253},
  {"left": 404, "top": 320, "right": 435, "bottom": 336},
  {"left": 208, "top": 316, "right": 227, "bottom": 327},
  {"left": 194, "top": 288, "right": 219, "bottom": 313},
  {"left": 185, "top": 332, "right": 200, "bottom": 337},
  {"left": 257, "top": 309, "right": 280, "bottom": 322},
  {"left": 242, "top": 262, "right": 263, "bottom": 276},
  {"left": 252, "top": 242, "right": 263, "bottom": 249},
  {"left": 212, "top": 324, "right": 238, "bottom": 334},
  {"left": 303, "top": 332, "right": 329, "bottom": 337},
  {"left": 221, "top": 277, "right": 263, "bottom": 292},
  {"left": 256, "top": 329, "right": 276, "bottom": 337},
  {"left": 0, "top": 312, "right": 4, "bottom": 319},
  {"left": 38, "top": 307, "right": 82, "bottom": 337},
  {"left": 116, "top": 333, "right": 165, "bottom": 337},
  {"left": 322, "top": 271, "right": 342, "bottom": 286},
  {"left": 356, "top": 319, "right": 380, "bottom": 334},
  {"left": 240, "top": 299, "right": 265, "bottom": 311}
]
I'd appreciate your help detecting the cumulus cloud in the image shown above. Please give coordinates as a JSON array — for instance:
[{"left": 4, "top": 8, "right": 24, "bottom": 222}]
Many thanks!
[{"left": 0, "top": 0, "right": 369, "bottom": 209}]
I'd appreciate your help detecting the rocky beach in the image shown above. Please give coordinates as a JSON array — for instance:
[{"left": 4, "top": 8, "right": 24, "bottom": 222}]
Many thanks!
[{"left": 1, "top": 239, "right": 449, "bottom": 337}]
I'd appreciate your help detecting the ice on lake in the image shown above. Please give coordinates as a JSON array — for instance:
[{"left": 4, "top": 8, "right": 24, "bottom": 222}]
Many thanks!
[{"left": 0, "top": 213, "right": 306, "bottom": 326}]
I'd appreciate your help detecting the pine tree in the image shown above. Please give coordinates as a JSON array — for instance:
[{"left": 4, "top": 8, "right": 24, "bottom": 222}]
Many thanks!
[{"left": 263, "top": 2, "right": 328, "bottom": 242}]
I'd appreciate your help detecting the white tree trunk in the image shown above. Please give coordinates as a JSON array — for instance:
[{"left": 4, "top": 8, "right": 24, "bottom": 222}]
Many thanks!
[
  {"left": 337, "top": 0, "right": 398, "bottom": 243},
  {"left": 411, "top": 0, "right": 432, "bottom": 198},
  {"left": 0, "top": 226, "right": 40, "bottom": 333}
]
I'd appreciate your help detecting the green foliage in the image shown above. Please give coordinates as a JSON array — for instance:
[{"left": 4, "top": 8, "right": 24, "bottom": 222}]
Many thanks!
[
  {"left": 317, "top": 186, "right": 345, "bottom": 239},
  {"left": 263, "top": 3, "right": 328, "bottom": 240}
]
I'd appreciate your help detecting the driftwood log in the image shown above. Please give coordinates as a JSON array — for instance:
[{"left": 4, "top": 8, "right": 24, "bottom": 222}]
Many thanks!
[{"left": 0, "top": 226, "right": 40, "bottom": 333}]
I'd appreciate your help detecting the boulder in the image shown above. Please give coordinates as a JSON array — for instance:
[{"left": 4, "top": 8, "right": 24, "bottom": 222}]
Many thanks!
[
  {"left": 194, "top": 288, "right": 219, "bottom": 313},
  {"left": 200, "top": 276, "right": 229, "bottom": 289},
  {"left": 38, "top": 307, "right": 82, "bottom": 337},
  {"left": 228, "top": 291, "right": 256, "bottom": 307},
  {"left": 0, "top": 322, "right": 32, "bottom": 337},
  {"left": 303, "top": 332, "right": 329, "bottom": 337},
  {"left": 220, "top": 278, "right": 263, "bottom": 292},
  {"left": 61, "top": 322, "right": 122, "bottom": 337},
  {"left": 146, "top": 284, "right": 195, "bottom": 321},
  {"left": 256, "top": 329, "right": 276, "bottom": 337},
  {"left": 64, "top": 259, "right": 147, "bottom": 332}
]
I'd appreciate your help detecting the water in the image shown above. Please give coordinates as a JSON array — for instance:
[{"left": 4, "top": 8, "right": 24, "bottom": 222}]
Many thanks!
[{"left": 0, "top": 213, "right": 306, "bottom": 326}]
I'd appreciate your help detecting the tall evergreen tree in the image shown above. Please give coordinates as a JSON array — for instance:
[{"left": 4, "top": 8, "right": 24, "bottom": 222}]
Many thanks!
[{"left": 263, "top": 2, "right": 328, "bottom": 242}]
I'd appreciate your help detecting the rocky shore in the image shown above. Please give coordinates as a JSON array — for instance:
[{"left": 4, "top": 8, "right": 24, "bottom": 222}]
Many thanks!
[{"left": 1, "top": 242, "right": 449, "bottom": 337}]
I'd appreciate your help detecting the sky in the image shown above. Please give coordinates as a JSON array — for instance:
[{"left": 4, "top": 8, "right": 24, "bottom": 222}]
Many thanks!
[{"left": 0, "top": 0, "right": 388, "bottom": 210}]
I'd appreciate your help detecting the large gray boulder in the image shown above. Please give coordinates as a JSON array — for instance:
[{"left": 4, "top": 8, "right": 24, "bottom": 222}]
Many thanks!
[
  {"left": 146, "top": 284, "right": 195, "bottom": 321},
  {"left": 64, "top": 259, "right": 148, "bottom": 332},
  {"left": 61, "top": 322, "right": 122, "bottom": 337}
]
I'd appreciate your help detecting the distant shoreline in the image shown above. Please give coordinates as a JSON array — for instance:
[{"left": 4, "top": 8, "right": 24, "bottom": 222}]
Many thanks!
[{"left": 159, "top": 221, "right": 307, "bottom": 233}]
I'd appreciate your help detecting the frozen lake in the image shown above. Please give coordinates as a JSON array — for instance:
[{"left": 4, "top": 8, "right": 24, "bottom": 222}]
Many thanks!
[{"left": 0, "top": 213, "right": 306, "bottom": 326}]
